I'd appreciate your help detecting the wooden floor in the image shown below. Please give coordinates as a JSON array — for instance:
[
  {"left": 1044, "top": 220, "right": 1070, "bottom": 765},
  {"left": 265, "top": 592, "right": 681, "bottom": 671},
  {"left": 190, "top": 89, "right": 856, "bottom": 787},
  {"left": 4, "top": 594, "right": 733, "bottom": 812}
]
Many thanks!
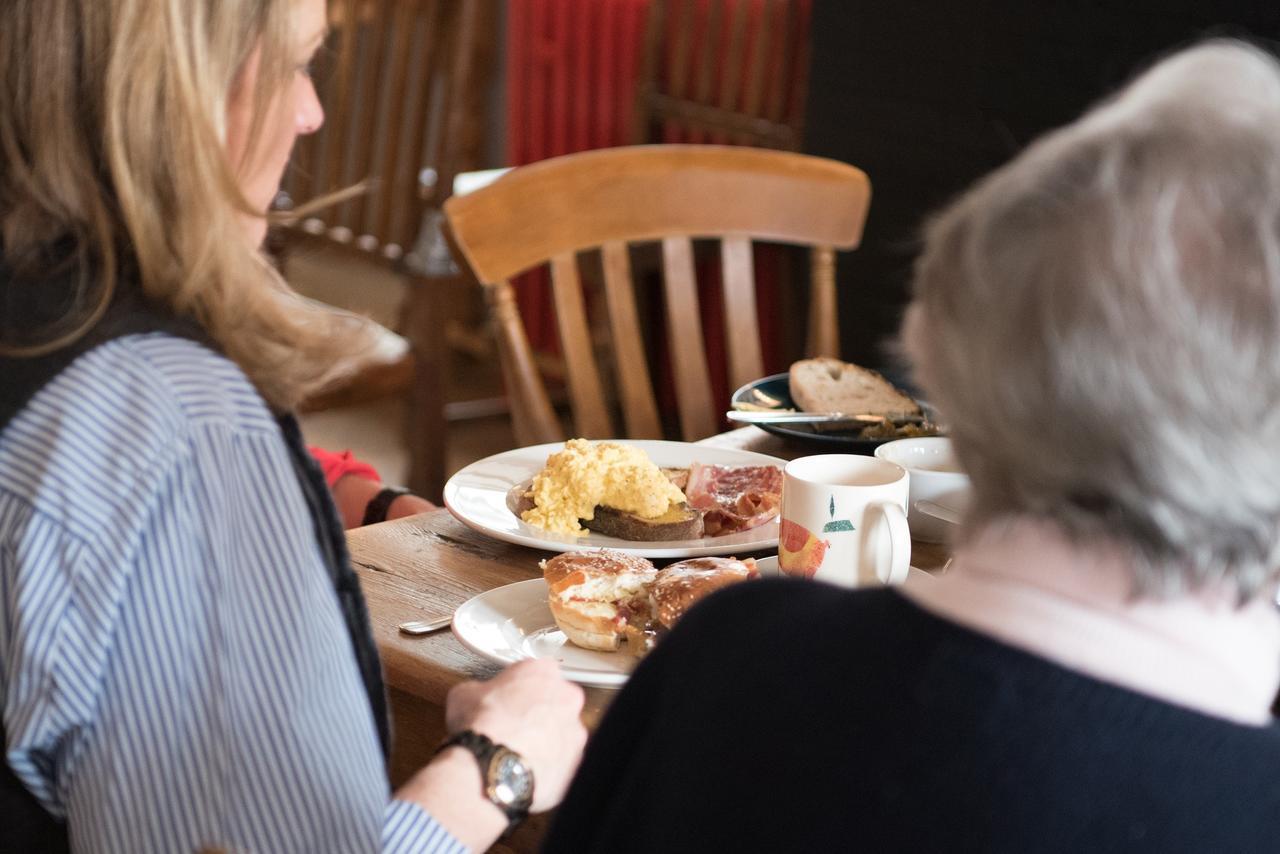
[{"left": 287, "top": 244, "right": 516, "bottom": 486}]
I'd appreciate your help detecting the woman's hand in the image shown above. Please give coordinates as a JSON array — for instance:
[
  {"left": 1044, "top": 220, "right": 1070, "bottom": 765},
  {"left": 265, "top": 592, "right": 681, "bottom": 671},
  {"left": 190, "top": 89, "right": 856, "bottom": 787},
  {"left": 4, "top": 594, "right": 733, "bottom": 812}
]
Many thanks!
[
  {"left": 445, "top": 659, "right": 588, "bottom": 812},
  {"left": 395, "top": 660, "right": 587, "bottom": 851}
]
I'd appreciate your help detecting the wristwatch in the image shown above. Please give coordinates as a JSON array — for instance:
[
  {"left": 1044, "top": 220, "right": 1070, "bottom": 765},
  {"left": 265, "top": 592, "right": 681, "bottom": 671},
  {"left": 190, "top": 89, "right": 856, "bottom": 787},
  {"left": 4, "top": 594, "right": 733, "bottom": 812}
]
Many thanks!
[{"left": 435, "top": 730, "right": 534, "bottom": 835}]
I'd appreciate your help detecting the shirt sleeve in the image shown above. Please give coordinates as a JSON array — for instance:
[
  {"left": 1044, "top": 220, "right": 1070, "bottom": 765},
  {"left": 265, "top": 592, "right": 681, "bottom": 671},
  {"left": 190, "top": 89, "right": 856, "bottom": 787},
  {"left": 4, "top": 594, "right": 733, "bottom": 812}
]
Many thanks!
[
  {"left": 309, "top": 445, "right": 382, "bottom": 488},
  {"left": 0, "top": 340, "right": 457, "bottom": 854},
  {"left": 383, "top": 800, "right": 467, "bottom": 854}
]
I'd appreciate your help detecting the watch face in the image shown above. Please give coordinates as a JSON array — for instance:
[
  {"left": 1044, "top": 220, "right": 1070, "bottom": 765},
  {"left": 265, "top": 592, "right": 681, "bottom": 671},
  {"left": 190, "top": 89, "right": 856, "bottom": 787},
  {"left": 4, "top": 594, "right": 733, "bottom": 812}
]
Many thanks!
[{"left": 488, "top": 749, "right": 534, "bottom": 810}]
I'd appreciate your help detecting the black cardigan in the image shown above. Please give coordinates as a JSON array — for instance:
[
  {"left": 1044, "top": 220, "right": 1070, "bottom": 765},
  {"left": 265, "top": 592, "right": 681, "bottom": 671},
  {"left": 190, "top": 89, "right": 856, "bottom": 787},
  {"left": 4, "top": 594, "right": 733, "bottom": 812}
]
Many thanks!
[{"left": 545, "top": 581, "right": 1280, "bottom": 853}]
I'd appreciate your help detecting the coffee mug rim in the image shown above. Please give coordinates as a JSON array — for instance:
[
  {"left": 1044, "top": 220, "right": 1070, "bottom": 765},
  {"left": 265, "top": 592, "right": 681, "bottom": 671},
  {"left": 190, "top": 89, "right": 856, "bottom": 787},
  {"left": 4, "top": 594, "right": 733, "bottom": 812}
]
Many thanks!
[{"left": 784, "top": 453, "right": 907, "bottom": 488}]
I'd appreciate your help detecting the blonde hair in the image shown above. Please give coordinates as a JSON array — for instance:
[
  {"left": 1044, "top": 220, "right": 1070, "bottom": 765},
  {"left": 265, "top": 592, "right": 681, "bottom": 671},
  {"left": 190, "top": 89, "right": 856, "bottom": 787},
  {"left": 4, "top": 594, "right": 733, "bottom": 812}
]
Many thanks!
[{"left": 0, "top": 0, "right": 376, "bottom": 409}]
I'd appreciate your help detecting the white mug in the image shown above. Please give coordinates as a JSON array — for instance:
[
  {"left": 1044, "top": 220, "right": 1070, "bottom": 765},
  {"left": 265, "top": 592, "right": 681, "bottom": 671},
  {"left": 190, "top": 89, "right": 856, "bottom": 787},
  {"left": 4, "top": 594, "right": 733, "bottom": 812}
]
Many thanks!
[
  {"left": 874, "top": 437, "right": 970, "bottom": 544},
  {"left": 777, "top": 455, "right": 911, "bottom": 587}
]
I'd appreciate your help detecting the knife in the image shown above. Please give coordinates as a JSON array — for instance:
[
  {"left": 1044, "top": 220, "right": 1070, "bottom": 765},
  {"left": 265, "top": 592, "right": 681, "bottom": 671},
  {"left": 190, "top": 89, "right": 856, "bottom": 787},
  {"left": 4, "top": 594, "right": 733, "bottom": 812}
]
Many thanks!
[{"left": 726, "top": 410, "right": 929, "bottom": 426}]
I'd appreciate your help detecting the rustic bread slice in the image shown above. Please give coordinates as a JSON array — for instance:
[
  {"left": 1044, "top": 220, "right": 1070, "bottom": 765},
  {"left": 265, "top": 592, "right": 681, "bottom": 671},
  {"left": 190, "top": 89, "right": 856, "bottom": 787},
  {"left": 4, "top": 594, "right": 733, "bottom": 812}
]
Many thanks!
[
  {"left": 582, "top": 502, "right": 704, "bottom": 541},
  {"left": 507, "top": 471, "right": 704, "bottom": 541},
  {"left": 789, "top": 357, "right": 921, "bottom": 416},
  {"left": 507, "top": 479, "right": 538, "bottom": 517}
]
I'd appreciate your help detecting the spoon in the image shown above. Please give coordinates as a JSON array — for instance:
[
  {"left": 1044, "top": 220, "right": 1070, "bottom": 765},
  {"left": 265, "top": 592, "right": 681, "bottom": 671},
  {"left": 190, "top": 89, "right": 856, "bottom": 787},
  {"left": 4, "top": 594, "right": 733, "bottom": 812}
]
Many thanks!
[{"left": 398, "top": 614, "right": 452, "bottom": 636}]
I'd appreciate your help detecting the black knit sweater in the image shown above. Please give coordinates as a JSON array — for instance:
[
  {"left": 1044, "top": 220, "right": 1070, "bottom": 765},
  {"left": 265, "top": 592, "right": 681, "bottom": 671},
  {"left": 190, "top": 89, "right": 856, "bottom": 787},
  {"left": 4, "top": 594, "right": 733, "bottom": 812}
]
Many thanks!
[{"left": 543, "top": 581, "right": 1280, "bottom": 853}]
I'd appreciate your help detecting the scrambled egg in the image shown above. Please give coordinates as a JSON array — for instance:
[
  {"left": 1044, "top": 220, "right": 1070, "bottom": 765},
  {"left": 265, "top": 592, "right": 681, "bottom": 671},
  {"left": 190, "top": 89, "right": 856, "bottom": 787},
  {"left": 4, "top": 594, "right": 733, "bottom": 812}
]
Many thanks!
[{"left": 521, "top": 439, "right": 687, "bottom": 536}]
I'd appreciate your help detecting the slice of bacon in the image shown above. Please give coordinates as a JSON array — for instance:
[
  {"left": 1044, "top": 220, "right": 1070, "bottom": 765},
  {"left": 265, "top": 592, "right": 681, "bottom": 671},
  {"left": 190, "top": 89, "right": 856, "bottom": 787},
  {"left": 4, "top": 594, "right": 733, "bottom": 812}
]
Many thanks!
[{"left": 684, "top": 463, "right": 784, "bottom": 536}]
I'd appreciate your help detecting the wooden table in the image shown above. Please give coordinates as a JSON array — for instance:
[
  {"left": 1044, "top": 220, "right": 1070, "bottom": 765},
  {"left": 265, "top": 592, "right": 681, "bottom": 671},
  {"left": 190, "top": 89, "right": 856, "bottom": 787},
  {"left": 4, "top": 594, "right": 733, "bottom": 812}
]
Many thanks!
[{"left": 346, "top": 427, "right": 947, "bottom": 851}]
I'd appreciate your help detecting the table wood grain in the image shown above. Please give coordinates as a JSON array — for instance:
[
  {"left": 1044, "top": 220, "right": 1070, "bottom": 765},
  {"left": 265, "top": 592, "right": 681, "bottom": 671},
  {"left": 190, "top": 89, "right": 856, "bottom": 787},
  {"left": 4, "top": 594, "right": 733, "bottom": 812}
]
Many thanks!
[{"left": 347, "top": 426, "right": 950, "bottom": 851}]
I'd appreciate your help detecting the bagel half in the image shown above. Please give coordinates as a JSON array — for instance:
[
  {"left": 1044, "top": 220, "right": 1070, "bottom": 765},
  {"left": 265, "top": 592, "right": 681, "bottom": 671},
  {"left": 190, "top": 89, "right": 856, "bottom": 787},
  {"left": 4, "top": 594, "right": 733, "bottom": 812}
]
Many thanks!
[
  {"left": 651, "top": 557, "right": 758, "bottom": 629},
  {"left": 541, "top": 550, "right": 657, "bottom": 651}
]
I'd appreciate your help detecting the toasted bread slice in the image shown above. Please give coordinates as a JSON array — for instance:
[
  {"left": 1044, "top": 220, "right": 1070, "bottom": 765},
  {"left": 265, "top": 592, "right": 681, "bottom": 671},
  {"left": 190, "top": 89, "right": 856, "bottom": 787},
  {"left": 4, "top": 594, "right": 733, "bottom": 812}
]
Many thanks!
[
  {"left": 507, "top": 480, "right": 538, "bottom": 517},
  {"left": 582, "top": 502, "right": 704, "bottom": 540},
  {"left": 789, "top": 357, "right": 921, "bottom": 416},
  {"left": 509, "top": 470, "right": 704, "bottom": 541}
]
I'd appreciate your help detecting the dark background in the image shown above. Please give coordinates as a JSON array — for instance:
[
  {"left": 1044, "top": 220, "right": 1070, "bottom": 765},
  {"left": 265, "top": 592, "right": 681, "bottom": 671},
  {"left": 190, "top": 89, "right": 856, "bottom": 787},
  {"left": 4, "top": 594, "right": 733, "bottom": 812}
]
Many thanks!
[{"left": 804, "top": 0, "right": 1280, "bottom": 366}]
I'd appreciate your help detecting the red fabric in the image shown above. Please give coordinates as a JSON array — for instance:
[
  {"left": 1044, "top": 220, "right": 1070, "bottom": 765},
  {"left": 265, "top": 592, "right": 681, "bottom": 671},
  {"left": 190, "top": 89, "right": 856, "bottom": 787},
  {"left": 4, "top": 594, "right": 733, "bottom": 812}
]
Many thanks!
[
  {"left": 657, "top": 0, "right": 812, "bottom": 145},
  {"left": 308, "top": 446, "right": 381, "bottom": 489},
  {"left": 505, "top": 0, "right": 653, "bottom": 357},
  {"left": 504, "top": 0, "right": 812, "bottom": 419}
]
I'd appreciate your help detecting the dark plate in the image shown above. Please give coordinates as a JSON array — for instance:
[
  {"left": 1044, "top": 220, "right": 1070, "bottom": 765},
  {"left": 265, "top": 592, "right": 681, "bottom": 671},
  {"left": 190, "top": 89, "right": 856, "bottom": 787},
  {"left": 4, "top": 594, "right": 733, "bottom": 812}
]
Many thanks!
[{"left": 730, "top": 372, "right": 941, "bottom": 455}]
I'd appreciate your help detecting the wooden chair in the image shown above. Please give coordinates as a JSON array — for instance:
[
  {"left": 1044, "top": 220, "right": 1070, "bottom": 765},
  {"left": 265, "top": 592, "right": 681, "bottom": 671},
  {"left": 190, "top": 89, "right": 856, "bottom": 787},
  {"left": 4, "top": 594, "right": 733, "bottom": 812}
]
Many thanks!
[
  {"left": 275, "top": 0, "right": 495, "bottom": 501},
  {"left": 443, "top": 144, "right": 870, "bottom": 446},
  {"left": 632, "top": 0, "right": 812, "bottom": 150}
]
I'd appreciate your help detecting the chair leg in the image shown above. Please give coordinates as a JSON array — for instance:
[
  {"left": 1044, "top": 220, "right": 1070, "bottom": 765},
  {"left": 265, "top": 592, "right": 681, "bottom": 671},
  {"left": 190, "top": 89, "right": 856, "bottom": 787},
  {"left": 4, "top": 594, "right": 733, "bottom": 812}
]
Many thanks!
[{"left": 402, "top": 275, "right": 449, "bottom": 502}]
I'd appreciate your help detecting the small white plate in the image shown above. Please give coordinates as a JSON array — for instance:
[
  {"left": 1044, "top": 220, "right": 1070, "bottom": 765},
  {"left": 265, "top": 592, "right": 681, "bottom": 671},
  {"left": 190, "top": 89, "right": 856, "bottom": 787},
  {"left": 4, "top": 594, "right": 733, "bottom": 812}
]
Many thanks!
[
  {"left": 453, "top": 561, "right": 937, "bottom": 687},
  {"left": 452, "top": 578, "right": 636, "bottom": 687},
  {"left": 754, "top": 555, "right": 935, "bottom": 585},
  {"left": 442, "top": 440, "right": 786, "bottom": 558}
]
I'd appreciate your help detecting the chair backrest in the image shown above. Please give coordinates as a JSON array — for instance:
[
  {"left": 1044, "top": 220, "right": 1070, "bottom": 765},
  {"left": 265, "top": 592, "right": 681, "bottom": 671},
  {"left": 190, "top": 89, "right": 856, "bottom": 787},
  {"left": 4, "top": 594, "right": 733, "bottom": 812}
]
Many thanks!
[
  {"left": 633, "top": 0, "right": 812, "bottom": 150},
  {"left": 444, "top": 144, "right": 870, "bottom": 446},
  {"left": 279, "top": 0, "right": 492, "bottom": 265}
]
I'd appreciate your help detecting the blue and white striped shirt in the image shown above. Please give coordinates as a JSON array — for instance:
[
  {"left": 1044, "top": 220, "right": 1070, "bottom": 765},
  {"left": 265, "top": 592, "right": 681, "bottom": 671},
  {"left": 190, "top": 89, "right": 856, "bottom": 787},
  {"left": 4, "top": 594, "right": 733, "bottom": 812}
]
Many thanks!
[{"left": 0, "top": 334, "right": 464, "bottom": 853}]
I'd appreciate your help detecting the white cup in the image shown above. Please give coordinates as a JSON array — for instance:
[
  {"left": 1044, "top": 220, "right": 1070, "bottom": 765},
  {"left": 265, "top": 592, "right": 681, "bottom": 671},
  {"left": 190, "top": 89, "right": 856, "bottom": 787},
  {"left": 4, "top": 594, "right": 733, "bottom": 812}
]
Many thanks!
[
  {"left": 874, "top": 437, "right": 970, "bottom": 544},
  {"left": 777, "top": 455, "right": 911, "bottom": 587}
]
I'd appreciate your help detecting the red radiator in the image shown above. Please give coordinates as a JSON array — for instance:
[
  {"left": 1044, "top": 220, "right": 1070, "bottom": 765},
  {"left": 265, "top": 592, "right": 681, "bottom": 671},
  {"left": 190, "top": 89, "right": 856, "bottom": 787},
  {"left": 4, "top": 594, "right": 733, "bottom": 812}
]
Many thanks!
[
  {"left": 505, "top": 1, "right": 813, "bottom": 410},
  {"left": 507, "top": 0, "right": 650, "bottom": 165},
  {"left": 506, "top": 0, "right": 652, "bottom": 354}
]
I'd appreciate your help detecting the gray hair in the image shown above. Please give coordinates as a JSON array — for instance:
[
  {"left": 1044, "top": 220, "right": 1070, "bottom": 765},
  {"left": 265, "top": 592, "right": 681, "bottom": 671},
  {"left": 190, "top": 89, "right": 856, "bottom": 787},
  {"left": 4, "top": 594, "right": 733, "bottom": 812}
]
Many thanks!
[{"left": 909, "top": 41, "right": 1280, "bottom": 598}]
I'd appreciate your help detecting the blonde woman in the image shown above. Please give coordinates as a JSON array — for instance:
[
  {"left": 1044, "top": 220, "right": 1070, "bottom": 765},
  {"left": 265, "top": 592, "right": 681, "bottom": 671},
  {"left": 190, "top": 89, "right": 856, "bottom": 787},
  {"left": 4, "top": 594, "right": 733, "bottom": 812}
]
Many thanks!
[
  {"left": 545, "top": 41, "right": 1280, "bottom": 853},
  {"left": 0, "top": 1, "right": 585, "bottom": 852}
]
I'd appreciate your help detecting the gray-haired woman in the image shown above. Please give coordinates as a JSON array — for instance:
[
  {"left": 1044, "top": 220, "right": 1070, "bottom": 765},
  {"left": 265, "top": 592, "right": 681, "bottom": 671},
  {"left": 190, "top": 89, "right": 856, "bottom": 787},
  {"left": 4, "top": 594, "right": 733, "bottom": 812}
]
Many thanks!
[{"left": 544, "top": 40, "right": 1280, "bottom": 854}]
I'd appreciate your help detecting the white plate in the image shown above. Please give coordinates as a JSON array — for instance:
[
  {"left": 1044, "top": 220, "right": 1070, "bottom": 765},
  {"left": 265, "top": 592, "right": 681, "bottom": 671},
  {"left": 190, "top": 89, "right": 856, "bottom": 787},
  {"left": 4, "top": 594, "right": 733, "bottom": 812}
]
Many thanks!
[
  {"left": 452, "top": 560, "right": 937, "bottom": 687},
  {"left": 442, "top": 440, "right": 786, "bottom": 558},
  {"left": 755, "top": 554, "right": 936, "bottom": 585},
  {"left": 452, "top": 578, "right": 636, "bottom": 687}
]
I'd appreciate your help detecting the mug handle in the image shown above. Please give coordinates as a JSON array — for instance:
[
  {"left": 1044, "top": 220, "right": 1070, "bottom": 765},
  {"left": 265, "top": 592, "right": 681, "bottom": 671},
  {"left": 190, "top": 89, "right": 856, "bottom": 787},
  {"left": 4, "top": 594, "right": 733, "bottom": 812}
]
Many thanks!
[{"left": 858, "top": 501, "right": 911, "bottom": 586}]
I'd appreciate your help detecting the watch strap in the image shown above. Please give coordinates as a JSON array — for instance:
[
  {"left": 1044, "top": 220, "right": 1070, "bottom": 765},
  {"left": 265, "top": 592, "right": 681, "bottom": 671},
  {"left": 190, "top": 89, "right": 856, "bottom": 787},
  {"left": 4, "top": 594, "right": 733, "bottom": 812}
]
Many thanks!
[
  {"left": 436, "top": 729, "right": 498, "bottom": 762},
  {"left": 435, "top": 730, "right": 531, "bottom": 835},
  {"left": 361, "top": 485, "right": 410, "bottom": 526}
]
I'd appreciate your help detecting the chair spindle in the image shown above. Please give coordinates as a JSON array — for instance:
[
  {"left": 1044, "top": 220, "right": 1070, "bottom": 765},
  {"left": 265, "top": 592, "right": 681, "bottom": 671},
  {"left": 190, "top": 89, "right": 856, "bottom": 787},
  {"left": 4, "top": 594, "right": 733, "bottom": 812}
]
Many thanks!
[
  {"left": 661, "top": 236, "right": 718, "bottom": 441},
  {"left": 550, "top": 253, "right": 613, "bottom": 438}
]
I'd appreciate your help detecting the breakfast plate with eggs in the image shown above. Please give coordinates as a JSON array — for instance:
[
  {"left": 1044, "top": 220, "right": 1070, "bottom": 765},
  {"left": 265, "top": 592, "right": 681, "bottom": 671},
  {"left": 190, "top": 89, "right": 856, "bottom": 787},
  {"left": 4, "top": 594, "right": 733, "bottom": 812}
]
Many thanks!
[{"left": 443, "top": 440, "right": 786, "bottom": 558}]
